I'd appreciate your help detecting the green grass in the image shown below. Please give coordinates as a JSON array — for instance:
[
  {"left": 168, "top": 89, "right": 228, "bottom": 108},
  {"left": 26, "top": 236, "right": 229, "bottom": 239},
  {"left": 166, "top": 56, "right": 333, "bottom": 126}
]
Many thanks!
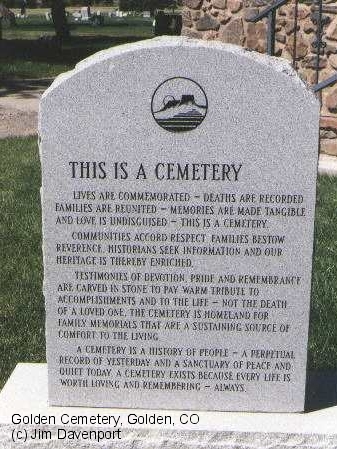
[
  {"left": 0, "top": 137, "right": 337, "bottom": 389},
  {"left": 0, "top": 60, "right": 71, "bottom": 79},
  {"left": 308, "top": 176, "right": 337, "bottom": 369},
  {"left": 0, "top": 15, "right": 154, "bottom": 79},
  {"left": 2, "top": 15, "right": 154, "bottom": 40},
  {"left": 0, "top": 136, "right": 45, "bottom": 389}
]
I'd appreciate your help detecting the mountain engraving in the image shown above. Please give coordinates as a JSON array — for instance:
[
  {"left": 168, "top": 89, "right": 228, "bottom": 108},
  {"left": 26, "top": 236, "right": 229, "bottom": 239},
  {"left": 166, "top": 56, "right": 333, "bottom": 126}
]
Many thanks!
[{"left": 152, "top": 78, "right": 208, "bottom": 133}]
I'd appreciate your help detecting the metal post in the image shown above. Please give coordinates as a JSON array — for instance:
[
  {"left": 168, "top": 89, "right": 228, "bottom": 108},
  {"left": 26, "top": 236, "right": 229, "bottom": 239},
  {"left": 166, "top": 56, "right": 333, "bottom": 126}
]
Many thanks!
[
  {"left": 267, "top": 9, "right": 276, "bottom": 56},
  {"left": 246, "top": 0, "right": 288, "bottom": 57},
  {"left": 292, "top": 0, "right": 299, "bottom": 69},
  {"left": 315, "top": 0, "right": 323, "bottom": 86}
]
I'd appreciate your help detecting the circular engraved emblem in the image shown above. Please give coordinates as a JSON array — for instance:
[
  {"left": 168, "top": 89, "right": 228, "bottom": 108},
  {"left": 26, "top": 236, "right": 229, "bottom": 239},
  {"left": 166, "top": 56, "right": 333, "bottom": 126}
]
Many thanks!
[{"left": 151, "top": 77, "right": 208, "bottom": 133}]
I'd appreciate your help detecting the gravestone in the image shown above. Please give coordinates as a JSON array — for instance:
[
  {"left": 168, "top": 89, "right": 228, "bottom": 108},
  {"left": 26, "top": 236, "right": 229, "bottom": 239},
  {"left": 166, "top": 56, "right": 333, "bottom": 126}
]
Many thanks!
[{"left": 39, "top": 36, "right": 320, "bottom": 412}]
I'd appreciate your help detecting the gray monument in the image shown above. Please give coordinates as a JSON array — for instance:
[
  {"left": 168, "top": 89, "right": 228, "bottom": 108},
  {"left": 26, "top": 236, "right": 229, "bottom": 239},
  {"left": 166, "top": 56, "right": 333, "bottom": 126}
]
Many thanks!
[{"left": 39, "top": 36, "right": 320, "bottom": 412}]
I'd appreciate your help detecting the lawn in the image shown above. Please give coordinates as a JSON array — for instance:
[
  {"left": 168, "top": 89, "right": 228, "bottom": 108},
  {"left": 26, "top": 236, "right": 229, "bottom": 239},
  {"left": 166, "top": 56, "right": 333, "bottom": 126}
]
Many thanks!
[
  {"left": 0, "top": 136, "right": 337, "bottom": 390},
  {"left": 0, "top": 12, "right": 154, "bottom": 79},
  {"left": 0, "top": 137, "right": 44, "bottom": 389},
  {"left": 309, "top": 175, "right": 337, "bottom": 368},
  {"left": 3, "top": 13, "right": 154, "bottom": 40}
]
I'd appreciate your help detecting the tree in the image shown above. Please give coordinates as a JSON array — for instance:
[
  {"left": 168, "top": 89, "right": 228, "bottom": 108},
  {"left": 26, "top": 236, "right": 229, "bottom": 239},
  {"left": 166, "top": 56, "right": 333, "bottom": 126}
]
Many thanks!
[
  {"left": 0, "top": 3, "right": 16, "bottom": 39},
  {"left": 51, "top": 0, "right": 69, "bottom": 42}
]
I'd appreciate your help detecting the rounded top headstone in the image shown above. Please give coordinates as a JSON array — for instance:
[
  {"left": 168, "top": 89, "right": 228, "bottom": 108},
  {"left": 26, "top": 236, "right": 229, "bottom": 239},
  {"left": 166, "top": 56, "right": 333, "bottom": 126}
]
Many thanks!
[{"left": 40, "top": 36, "right": 320, "bottom": 412}]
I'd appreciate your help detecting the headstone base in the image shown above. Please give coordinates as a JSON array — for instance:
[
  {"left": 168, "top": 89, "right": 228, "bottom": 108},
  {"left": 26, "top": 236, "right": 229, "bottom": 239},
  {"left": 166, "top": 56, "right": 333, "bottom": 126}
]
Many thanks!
[{"left": 1, "top": 364, "right": 337, "bottom": 448}]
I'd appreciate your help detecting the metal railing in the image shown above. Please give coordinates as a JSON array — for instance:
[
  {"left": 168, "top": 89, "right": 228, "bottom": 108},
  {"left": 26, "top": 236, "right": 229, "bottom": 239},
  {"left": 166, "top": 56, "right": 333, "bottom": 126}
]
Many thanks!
[
  {"left": 313, "top": 73, "right": 337, "bottom": 92},
  {"left": 246, "top": 0, "right": 288, "bottom": 56},
  {"left": 246, "top": 0, "right": 336, "bottom": 95}
]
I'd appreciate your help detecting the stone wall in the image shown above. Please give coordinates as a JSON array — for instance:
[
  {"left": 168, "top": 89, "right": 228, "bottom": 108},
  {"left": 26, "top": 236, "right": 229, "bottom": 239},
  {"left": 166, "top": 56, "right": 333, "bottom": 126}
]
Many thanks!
[{"left": 182, "top": 0, "right": 337, "bottom": 156}]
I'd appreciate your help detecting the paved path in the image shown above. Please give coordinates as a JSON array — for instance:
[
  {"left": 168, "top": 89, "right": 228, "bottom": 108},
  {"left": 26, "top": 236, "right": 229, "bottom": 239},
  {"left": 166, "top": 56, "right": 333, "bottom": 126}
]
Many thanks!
[
  {"left": 319, "top": 154, "right": 337, "bottom": 176},
  {"left": 0, "top": 78, "right": 51, "bottom": 138},
  {"left": 0, "top": 78, "right": 336, "bottom": 176}
]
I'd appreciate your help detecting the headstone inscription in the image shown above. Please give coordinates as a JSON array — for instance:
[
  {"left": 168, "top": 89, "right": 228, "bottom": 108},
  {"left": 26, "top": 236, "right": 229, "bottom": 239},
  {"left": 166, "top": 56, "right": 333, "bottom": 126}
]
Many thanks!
[{"left": 39, "top": 37, "right": 320, "bottom": 412}]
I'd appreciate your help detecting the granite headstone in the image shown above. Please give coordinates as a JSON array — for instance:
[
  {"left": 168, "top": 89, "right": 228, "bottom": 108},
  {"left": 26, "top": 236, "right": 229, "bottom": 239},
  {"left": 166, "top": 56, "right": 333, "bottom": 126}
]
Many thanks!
[{"left": 39, "top": 36, "right": 320, "bottom": 412}]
